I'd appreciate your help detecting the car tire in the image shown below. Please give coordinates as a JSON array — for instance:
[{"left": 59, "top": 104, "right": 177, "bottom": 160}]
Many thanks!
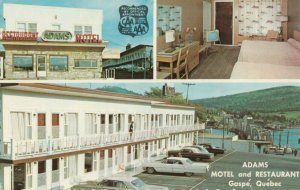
[
  {"left": 195, "top": 157, "right": 201, "bottom": 162},
  {"left": 147, "top": 167, "right": 155, "bottom": 174},
  {"left": 185, "top": 172, "right": 193, "bottom": 177}
]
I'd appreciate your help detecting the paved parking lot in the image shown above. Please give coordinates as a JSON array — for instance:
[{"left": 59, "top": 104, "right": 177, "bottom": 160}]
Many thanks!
[
  {"left": 135, "top": 150, "right": 300, "bottom": 190},
  {"left": 135, "top": 151, "right": 234, "bottom": 190}
]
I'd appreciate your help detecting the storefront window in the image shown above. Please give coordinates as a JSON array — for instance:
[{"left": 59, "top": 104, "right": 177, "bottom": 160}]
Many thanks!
[
  {"left": 13, "top": 55, "right": 33, "bottom": 71},
  {"left": 50, "top": 56, "right": 68, "bottom": 71},
  {"left": 74, "top": 60, "right": 97, "bottom": 68}
]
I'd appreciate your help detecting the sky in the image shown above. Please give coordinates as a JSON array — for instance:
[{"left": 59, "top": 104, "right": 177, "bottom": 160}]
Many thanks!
[
  {"left": 0, "top": 0, "right": 153, "bottom": 51},
  {"left": 65, "top": 82, "right": 300, "bottom": 100}
]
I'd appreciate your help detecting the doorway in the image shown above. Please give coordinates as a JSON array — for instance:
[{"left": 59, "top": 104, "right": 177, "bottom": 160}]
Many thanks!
[
  {"left": 215, "top": 1, "right": 233, "bottom": 45},
  {"left": 36, "top": 55, "right": 46, "bottom": 78}
]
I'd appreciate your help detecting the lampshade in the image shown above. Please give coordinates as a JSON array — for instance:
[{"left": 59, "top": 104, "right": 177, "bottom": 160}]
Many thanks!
[{"left": 276, "top": 15, "right": 288, "bottom": 22}]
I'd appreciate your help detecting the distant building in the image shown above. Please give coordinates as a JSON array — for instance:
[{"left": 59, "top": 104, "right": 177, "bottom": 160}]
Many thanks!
[
  {"left": 1, "top": 3, "right": 107, "bottom": 79},
  {"left": 103, "top": 44, "right": 153, "bottom": 73}
]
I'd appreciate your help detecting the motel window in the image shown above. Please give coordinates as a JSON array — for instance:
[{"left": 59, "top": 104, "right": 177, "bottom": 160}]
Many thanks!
[
  {"left": 84, "top": 152, "right": 94, "bottom": 173},
  {"left": 17, "top": 22, "right": 26, "bottom": 32},
  {"left": 74, "top": 60, "right": 97, "bottom": 68},
  {"left": 38, "top": 113, "right": 46, "bottom": 127},
  {"left": 74, "top": 25, "right": 83, "bottom": 35},
  {"left": 52, "top": 24, "right": 61, "bottom": 31},
  {"left": 38, "top": 161, "right": 46, "bottom": 174},
  {"left": 109, "top": 114, "right": 113, "bottom": 124},
  {"left": 101, "top": 114, "right": 105, "bottom": 124},
  {"left": 13, "top": 55, "right": 33, "bottom": 71},
  {"left": 52, "top": 114, "right": 59, "bottom": 126},
  {"left": 28, "top": 23, "right": 37, "bottom": 32},
  {"left": 52, "top": 158, "right": 59, "bottom": 171},
  {"left": 84, "top": 26, "right": 93, "bottom": 34},
  {"left": 50, "top": 56, "right": 68, "bottom": 71}
]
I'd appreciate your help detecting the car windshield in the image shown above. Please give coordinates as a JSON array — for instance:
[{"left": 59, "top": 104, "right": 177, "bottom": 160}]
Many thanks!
[
  {"left": 131, "top": 179, "right": 145, "bottom": 188},
  {"left": 186, "top": 159, "right": 193, "bottom": 165}
]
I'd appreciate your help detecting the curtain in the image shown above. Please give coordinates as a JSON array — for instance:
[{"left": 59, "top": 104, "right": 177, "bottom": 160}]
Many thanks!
[
  {"left": 68, "top": 155, "right": 77, "bottom": 177},
  {"left": 238, "top": 0, "right": 282, "bottom": 35},
  {"left": 85, "top": 114, "right": 93, "bottom": 135},
  {"left": 11, "top": 112, "right": 26, "bottom": 140},
  {"left": 66, "top": 113, "right": 78, "bottom": 136}
]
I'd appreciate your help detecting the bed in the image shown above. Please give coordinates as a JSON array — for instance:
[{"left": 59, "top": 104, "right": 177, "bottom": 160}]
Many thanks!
[{"left": 231, "top": 30, "right": 300, "bottom": 79}]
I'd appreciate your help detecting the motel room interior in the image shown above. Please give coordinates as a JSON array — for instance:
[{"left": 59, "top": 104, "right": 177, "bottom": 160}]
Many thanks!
[{"left": 156, "top": 0, "right": 300, "bottom": 79}]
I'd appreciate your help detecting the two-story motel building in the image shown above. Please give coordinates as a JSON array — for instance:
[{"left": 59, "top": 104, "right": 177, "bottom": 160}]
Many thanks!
[
  {"left": 1, "top": 3, "right": 107, "bottom": 80},
  {"left": 0, "top": 83, "right": 204, "bottom": 190}
]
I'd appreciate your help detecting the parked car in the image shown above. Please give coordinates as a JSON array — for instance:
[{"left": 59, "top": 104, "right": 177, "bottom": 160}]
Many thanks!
[
  {"left": 168, "top": 147, "right": 214, "bottom": 161},
  {"left": 71, "top": 177, "right": 168, "bottom": 190},
  {"left": 142, "top": 157, "right": 210, "bottom": 177},
  {"left": 263, "top": 146, "right": 285, "bottom": 155},
  {"left": 199, "top": 143, "right": 225, "bottom": 155}
]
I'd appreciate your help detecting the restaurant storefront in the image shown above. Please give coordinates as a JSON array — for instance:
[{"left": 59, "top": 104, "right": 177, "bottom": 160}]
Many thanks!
[{"left": 1, "top": 31, "right": 106, "bottom": 80}]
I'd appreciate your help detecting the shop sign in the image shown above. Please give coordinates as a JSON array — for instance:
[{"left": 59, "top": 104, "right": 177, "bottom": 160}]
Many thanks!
[
  {"left": 1, "top": 31, "right": 38, "bottom": 41},
  {"left": 118, "top": 5, "right": 149, "bottom": 37},
  {"left": 76, "top": 34, "right": 102, "bottom": 43},
  {"left": 42, "top": 30, "right": 72, "bottom": 42}
]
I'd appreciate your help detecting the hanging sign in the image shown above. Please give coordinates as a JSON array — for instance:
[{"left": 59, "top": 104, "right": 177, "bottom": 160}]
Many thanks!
[
  {"left": 42, "top": 30, "right": 72, "bottom": 42},
  {"left": 1, "top": 31, "right": 38, "bottom": 41},
  {"left": 118, "top": 5, "right": 149, "bottom": 37}
]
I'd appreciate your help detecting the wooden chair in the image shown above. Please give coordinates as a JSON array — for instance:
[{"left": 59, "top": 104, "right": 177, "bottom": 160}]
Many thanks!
[
  {"left": 159, "top": 46, "right": 189, "bottom": 79},
  {"left": 266, "top": 30, "right": 279, "bottom": 41},
  {"left": 175, "top": 46, "right": 189, "bottom": 79}
]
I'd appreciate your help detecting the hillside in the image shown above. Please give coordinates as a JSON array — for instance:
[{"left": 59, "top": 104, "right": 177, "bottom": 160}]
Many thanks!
[
  {"left": 192, "top": 86, "right": 300, "bottom": 113},
  {"left": 96, "top": 86, "right": 142, "bottom": 96}
]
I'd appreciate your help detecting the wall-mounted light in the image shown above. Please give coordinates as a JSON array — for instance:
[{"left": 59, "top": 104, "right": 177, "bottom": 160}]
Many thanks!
[{"left": 33, "top": 113, "right": 36, "bottom": 117}]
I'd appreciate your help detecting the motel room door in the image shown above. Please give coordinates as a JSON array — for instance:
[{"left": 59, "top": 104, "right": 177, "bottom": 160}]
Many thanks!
[
  {"left": 36, "top": 55, "right": 47, "bottom": 78},
  {"left": 215, "top": 1, "right": 233, "bottom": 45}
]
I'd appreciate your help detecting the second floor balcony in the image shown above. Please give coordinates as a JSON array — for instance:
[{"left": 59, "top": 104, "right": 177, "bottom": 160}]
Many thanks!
[{"left": 0, "top": 124, "right": 205, "bottom": 161}]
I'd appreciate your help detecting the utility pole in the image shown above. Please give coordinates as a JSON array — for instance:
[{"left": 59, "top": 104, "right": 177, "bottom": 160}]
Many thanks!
[{"left": 183, "top": 83, "right": 195, "bottom": 102}]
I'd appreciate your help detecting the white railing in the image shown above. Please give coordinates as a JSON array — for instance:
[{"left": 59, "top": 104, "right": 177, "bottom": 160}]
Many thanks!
[{"left": 0, "top": 124, "right": 205, "bottom": 160}]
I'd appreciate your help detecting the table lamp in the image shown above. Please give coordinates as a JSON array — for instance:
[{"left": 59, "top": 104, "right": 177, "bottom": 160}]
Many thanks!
[{"left": 276, "top": 15, "right": 288, "bottom": 41}]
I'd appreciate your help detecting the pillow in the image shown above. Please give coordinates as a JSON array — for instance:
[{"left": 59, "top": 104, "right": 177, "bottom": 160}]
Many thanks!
[{"left": 287, "top": 38, "right": 300, "bottom": 51}]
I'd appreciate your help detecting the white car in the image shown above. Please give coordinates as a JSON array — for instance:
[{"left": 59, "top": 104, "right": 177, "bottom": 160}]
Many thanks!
[
  {"left": 71, "top": 177, "right": 169, "bottom": 190},
  {"left": 142, "top": 157, "right": 210, "bottom": 177}
]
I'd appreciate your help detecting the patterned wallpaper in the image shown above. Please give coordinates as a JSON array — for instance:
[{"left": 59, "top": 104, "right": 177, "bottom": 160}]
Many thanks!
[
  {"left": 238, "top": 0, "right": 282, "bottom": 36},
  {"left": 157, "top": 4, "right": 182, "bottom": 33}
]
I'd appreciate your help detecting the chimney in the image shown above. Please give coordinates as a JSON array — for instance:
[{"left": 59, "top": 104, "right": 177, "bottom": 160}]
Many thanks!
[{"left": 126, "top": 44, "right": 131, "bottom": 50}]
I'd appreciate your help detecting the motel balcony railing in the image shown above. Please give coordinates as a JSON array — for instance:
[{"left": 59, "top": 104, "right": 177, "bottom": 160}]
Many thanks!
[
  {"left": 0, "top": 128, "right": 170, "bottom": 160},
  {"left": 0, "top": 124, "right": 204, "bottom": 160}
]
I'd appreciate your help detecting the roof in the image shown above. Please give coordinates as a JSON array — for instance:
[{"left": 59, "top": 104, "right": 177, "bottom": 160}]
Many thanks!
[
  {"left": 0, "top": 83, "right": 195, "bottom": 109},
  {"left": 121, "top": 44, "right": 153, "bottom": 57}
]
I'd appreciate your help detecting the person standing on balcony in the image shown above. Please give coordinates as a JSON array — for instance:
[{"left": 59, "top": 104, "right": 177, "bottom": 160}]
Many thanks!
[{"left": 129, "top": 121, "right": 134, "bottom": 139}]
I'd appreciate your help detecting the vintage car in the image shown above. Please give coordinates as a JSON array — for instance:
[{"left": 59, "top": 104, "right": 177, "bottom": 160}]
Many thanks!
[
  {"left": 168, "top": 147, "right": 214, "bottom": 161},
  {"left": 142, "top": 157, "right": 210, "bottom": 177},
  {"left": 199, "top": 143, "right": 225, "bottom": 155},
  {"left": 263, "top": 146, "right": 285, "bottom": 155},
  {"left": 71, "top": 177, "right": 169, "bottom": 190}
]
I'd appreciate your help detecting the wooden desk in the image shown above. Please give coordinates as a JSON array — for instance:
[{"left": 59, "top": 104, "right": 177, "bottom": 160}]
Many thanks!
[{"left": 157, "top": 41, "right": 201, "bottom": 79}]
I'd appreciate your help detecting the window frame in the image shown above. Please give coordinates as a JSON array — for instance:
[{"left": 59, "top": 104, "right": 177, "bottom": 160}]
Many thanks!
[
  {"left": 28, "top": 23, "right": 37, "bottom": 33},
  {"left": 13, "top": 54, "right": 34, "bottom": 72},
  {"left": 74, "top": 59, "right": 97, "bottom": 69},
  {"left": 49, "top": 55, "right": 68, "bottom": 72}
]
